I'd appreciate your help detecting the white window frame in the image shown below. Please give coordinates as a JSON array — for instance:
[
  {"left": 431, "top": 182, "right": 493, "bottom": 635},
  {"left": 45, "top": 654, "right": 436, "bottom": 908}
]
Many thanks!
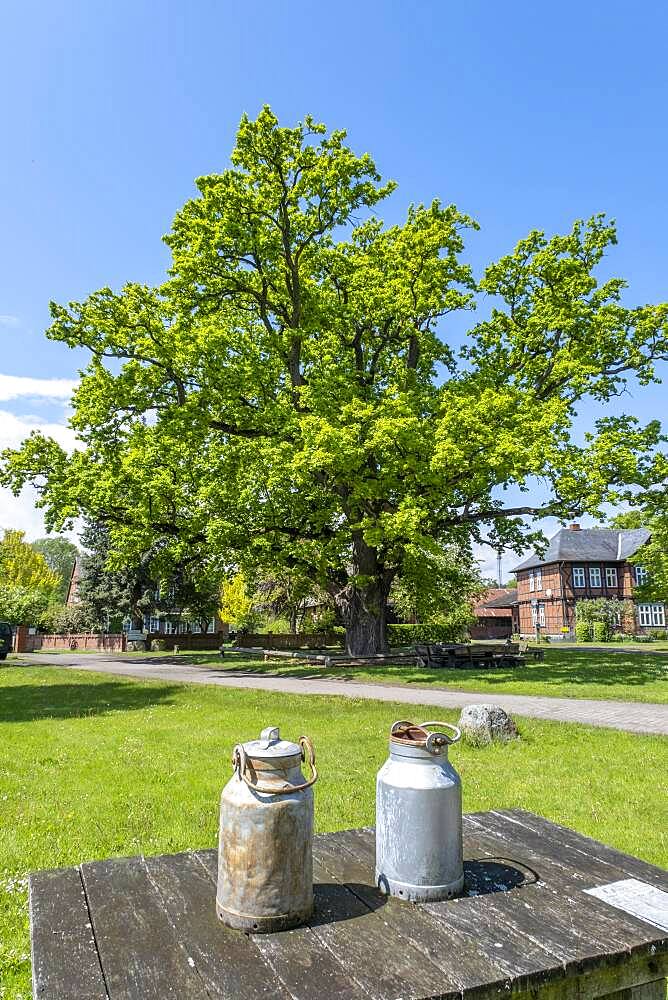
[
  {"left": 149, "top": 616, "right": 160, "bottom": 633},
  {"left": 164, "top": 620, "right": 175, "bottom": 635},
  {"left": 589, "top": 566, "right": 602, "bottom": 588},
  {"left": 530, "top": 602, "right": 546, "bottom": 626},
  {"left": 637, "top": 604, "right": 664, "bottom": 627},
  {"left": 528, "top": 570, "right": 535, "bottom": 592},
  {"left": 634, "top": 565, "right": 649, "bottom": 586},
  {"left": 208, "top": 618, "right": 215, "bottom": 633},
  {"left": 192, "top": 622, "right": 201, "bottom": 634},
  {"left": 572, "top": 566, "right": 586, "bottom": 589},
  {"left": 535, "top": 568, "right": 542, "bottom": 591},
  {"left": 605, "top": 567, "right": 618, "bottom": 588}
]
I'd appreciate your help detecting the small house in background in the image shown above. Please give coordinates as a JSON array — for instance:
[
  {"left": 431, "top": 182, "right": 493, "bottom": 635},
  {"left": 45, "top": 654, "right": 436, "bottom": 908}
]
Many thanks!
[
  {"left": 470, "top": 588, "right": 518, "bottom": 639},
  {"left": 513, "top": 524, "right": 665, "bottom": 638}
]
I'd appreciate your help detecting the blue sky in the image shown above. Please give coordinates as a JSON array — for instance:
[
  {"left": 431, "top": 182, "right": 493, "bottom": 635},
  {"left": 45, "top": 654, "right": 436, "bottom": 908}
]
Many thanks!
[{"left": 1, "top": 0, "right": 667, "bottom": 575}]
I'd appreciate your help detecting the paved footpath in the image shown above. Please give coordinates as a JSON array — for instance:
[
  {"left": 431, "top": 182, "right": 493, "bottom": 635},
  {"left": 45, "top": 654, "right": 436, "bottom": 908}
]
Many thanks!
[{"left": 15, "top": 652, "right": 668, "bottom": 737}]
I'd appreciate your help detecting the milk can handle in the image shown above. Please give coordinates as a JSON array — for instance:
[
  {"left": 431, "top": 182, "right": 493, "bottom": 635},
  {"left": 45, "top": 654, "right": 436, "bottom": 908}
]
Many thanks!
[
  {"left": 419, "top": 720, "right": 461, "bottom": 749},
  {"left": 232, "top": 736, "right": 318, "bottom": 794}
]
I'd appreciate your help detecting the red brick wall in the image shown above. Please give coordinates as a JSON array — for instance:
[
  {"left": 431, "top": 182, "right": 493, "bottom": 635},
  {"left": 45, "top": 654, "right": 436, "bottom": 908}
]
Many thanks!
[{"left": 18, "top": 632, "right": 126, "bottom": 652}]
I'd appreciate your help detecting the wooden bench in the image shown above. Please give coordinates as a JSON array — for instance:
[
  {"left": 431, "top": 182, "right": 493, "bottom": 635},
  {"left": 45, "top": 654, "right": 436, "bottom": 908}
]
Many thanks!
[{"left": 29, "top": 810, "right": 667, "bottom": 999}]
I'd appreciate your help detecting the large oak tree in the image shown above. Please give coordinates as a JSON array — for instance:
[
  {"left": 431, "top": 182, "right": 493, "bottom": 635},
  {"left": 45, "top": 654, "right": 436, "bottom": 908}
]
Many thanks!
[{"left": 3, "top": 108, "right": 667, "bottom": 653}]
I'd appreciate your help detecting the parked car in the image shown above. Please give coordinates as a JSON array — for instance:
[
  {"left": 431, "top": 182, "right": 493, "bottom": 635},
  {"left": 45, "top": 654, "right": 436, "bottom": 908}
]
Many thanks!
[{"left": 0, "top": 621, "right": 12, "bottom": 660}]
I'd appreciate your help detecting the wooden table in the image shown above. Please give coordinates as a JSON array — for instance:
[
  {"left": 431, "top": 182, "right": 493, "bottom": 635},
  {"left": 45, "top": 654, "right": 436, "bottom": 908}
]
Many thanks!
[{"left": 29, "top": 810, "right": 668, "bottom": 1000}]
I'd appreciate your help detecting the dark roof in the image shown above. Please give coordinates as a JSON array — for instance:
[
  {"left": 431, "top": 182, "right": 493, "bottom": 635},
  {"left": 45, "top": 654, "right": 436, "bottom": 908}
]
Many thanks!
[
  {"left": 483, "top": 589, "right": 519, "bottom": 608},
  {"left": 513, "top": 528, "right": 650, "bottom": 572},
  {"left": 473, "top": 588, "right": 518, "bottom": 616}
]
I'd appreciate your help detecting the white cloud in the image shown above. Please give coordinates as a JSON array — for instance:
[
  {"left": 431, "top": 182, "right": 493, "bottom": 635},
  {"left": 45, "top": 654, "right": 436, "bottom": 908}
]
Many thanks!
[
  {"left": 0, "top": 409, "right": 79, "bottom": 540},
  {"left": 0, "top": 315, "right": 20, "bottom": 328},
  {"left": 0, "top": 409, "right": 77, "bottom": 452},
  {"left": 0, "top": 373, "right": 77, "bottom": 402}
]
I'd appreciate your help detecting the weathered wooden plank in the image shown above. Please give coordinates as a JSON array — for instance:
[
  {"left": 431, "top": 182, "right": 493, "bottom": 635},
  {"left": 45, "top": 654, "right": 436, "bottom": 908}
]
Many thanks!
[
  {"left": 331, "top": 828, "right": 571, "bottom": 993},
  {"left": 195, "top": 849, "right": 366, "bottom": 1000},
  {"left": 498, "top": 811, "right": 668, "bottom": 892},
  {"left": 471, "top": 811, "right": 634, "bottom": 887},
  {"left": 464, "top": 816, "right": 668, "bottom": 959},
  {"left": 337, "top": 824, "right": 666, "bottom": 989},
  {"left": 29, "top": 867, "right": 108, "bottom": 1000},
  {"left": 462, "top": 814, "right": 593, "bottom": 891},
  {"left": 80, "top": 855, "right": 211, "bottom": 999},
  {"left": 314, "top": 830, "right": 515, "bottom": 998},
  {"left": 143, "top": 851, "right": 289, "bottom": 999},
  {"left": 308, "top": 853, "right": 457, "bottom": 1000}
]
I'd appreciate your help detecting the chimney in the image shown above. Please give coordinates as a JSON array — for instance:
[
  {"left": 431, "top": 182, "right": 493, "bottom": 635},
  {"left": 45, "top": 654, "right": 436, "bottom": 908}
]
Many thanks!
[{"left": 569, "top": 523, "right": 581, "bottom": 531}]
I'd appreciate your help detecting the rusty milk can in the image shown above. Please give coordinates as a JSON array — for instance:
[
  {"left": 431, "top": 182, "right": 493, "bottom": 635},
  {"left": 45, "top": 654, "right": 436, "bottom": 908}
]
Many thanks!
[
  {"left": 216, "top": 726, "right": 317, "bottom": 932},
  {"left": 376, "top": 719, "right": 464, "bottom": 902}
]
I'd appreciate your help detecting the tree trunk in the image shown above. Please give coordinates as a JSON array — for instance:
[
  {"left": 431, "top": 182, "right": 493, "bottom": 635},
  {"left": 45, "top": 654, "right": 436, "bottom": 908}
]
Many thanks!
[{"left": 333, "top": 536, "right": 394, "bottom": 656}]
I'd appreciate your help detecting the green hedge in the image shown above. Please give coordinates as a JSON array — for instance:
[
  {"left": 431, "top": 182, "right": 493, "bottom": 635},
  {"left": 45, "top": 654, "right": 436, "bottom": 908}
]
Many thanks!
[
  {"left": 575, "top": 620, "right": 592, "bottom": 643},
  {"left": 388, "top": 623, "right": 469, "bottom": 646},
  {"left": 592, "top": 620, "right": 609, "bottom": 643}
]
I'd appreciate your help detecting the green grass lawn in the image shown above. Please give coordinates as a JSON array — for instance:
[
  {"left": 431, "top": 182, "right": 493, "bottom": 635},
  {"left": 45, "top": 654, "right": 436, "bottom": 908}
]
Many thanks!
[
  {"left": 1, "top": 665, "right": 667, "bottom": 998},
  {"left": 44, "top": 645, "right": 666, "bottom": 703}
]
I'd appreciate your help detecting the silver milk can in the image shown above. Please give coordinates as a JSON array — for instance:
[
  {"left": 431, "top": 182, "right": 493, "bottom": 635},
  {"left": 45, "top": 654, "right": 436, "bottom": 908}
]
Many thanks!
[
  {"left": 376, "top": 720, "right": 464, "bottom": 902},
  {"left": 216, "top": 726, "right": 317, "bottom": 932}
]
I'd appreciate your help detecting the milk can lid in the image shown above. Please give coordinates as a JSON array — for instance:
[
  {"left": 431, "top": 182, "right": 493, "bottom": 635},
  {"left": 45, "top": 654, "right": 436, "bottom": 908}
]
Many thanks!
[{"left": 243, "top": 726, "right": 301, "bottom": 760}]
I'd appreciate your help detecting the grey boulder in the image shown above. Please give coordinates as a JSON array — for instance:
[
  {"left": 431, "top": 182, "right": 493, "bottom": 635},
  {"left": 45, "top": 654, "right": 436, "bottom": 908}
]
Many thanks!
[{"left": 458, "top": 703, "right": 519, "bottom": 747}]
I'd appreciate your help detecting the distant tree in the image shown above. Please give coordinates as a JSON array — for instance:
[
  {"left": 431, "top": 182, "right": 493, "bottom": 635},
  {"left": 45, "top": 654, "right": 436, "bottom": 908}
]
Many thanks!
[
  {"left": 156, "top": 560, "right": 224, "bottom": 634},
  {"left": 31, "top": 536, "right": 79, "bottom": 602},
  {"left": 0, "top": 585, "right": 51, "bottom": 627},
  {"left": 254, "top": 569, "right": 329, "bottom": 634},
  {"left": 76, "top": 521, "right": 157, "bottom": 629},
  {"left": 0, "top": 530, "right": 60, "bottom": 593},
  {"left": 391, "top": 543, "right": 484, "bottom": 626},
  {"left": 0, "top": 530, "right": 60, "bottom": 625},
  {"left": 220, "top": 572, "right": 261, "bottom": 632}
]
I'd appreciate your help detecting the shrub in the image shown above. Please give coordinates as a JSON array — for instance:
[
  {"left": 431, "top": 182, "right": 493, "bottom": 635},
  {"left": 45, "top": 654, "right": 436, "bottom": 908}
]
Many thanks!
[
  {"left": 649, "top": 629, "right": 667, "bottom": 641},
  {"left": 592, "top": 620, "right": 609, "bottom": 643},
  {"left": 575, "top": 620, "right": 592, "bottom": 643},
  {"left": 634, "top": 634, "right": 655, "bottom": 643},
  {"left": 151, "top": 638, "right": 167, "bottom": 651},
  {"left": 388, "top": 623, "right": 469, "bottom": 646}
]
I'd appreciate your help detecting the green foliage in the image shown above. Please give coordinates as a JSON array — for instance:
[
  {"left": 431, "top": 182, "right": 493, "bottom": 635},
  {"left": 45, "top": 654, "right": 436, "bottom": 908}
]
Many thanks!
[
  {"left": 575, "top": 619, "right": 592, "bottom": 643},
  {"left": 613, "top": 507, "right": 668, "bottom": 602},
  {"left": 592, "top": 620, "right": 609, "bottom": 642},
  {"left": 38, "top": 601, "right": 99, "bottom": 634},
  {"left": 0, "top": 585, "right": 51, "bottom": 627},
  {"left": 0, "top": 530, "right": 61, "bottom": 625},
  {"left": 3, "top": 108, "right": 668, "bottom": 654},
  {"left": 388, "top": 621, "right": 470, "bottom": 645},
  {"left": 0, "top": 530, "right": 60, "bottom": 593},
  {"left": 575, "top": 597, "right": 632, "bottom": 627},
  {"left": 390, "top": 543, "right": 483, "bottom": 627},
  {"left": 30, "top": 536, "right": 79, "bottom": 602},
  {"left": 220, "top": 572, "right": 261, "bottom": 631}
]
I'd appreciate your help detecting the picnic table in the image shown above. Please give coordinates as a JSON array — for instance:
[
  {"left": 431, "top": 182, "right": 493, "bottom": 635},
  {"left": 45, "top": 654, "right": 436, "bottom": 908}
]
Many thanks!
[
  {"left": 30, "top": 809, "right": 667, "bottom": 1000},
  {"left": 415, "top": 642, "right": 544, "bottom": 669}
]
